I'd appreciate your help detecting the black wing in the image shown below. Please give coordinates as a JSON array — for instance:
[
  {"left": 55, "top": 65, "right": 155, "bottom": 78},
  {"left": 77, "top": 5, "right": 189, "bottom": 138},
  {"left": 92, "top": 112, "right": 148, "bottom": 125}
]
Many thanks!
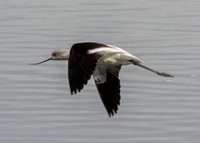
[
  {"left": 95, "top": 66, "right": 121, "bottom": 117},
  {"left": 68, "top": 43, "right": 105, "bottom": 94}
]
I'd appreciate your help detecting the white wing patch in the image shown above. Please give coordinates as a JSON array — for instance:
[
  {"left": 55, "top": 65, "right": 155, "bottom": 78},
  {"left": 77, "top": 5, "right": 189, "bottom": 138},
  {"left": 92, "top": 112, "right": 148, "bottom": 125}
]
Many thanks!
[
  {"left": 93, "top": 64, "right": 107, "bottom": 84},
  {"left": 88, "top": 47, "right": 116, "bottom": 54},
  {"left": 94, "top": 75, "right": 106, "bottom": 84}
]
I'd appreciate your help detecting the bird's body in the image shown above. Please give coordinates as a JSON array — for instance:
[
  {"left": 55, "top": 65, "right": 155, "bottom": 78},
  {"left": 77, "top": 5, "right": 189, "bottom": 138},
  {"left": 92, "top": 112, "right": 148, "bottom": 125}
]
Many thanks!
[
  {"left": 31, "top": 42, "right": 173, "bottom": 117},
  {"left": 68, "top": 43, "right": 146, "bottom": 116}
]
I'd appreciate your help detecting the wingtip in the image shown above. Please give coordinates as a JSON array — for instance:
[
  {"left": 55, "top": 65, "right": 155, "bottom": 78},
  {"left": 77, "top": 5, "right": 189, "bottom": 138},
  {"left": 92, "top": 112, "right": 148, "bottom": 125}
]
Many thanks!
[
  {"left": 107, "top": 109, "right": 118, "bottom": 118},
  {"left": 108, "top": 113, "right": 113, "bottom": 118},
  {"left": 70, "top": 88, "right": 81, "bottom": 95},
  {"left": 70, "top": 89, "right": 75, "bottom": 95}
]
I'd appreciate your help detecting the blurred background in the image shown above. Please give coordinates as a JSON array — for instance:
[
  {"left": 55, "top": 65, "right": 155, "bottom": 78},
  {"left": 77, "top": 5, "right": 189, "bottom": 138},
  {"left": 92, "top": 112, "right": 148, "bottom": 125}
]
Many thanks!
[{"left": 0, "top": 0, "right": 200, "bottom": 143}]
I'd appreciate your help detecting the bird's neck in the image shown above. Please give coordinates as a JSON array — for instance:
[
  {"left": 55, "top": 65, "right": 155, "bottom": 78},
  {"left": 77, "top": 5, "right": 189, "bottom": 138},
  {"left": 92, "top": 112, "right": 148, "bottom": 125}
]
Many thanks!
[{"left": 61, "top": 49, "right": 70, "bottom": 60}]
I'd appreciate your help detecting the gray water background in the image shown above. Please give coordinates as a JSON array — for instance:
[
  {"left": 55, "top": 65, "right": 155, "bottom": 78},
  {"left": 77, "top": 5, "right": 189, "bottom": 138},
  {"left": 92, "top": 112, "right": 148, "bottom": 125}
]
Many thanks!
[{"left": 0, "top": 0, "right": 200, "bottom": 143}]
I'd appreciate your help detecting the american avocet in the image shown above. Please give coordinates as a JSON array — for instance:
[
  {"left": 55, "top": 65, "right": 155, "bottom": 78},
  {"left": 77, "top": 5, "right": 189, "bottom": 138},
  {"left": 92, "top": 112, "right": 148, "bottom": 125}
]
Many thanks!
[{"left": 31, "top": 42, "right": 173, "bottom": 117}]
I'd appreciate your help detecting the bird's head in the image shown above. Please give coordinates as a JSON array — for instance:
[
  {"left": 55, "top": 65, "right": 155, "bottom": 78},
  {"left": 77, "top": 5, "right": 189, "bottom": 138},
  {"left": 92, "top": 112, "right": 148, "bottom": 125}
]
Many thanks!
[
  {"left": 30, "top": 49, "right": 70, "bottom": 65},
  {"left": 51, "top": 49, "right": 70, "bottom": 60}
]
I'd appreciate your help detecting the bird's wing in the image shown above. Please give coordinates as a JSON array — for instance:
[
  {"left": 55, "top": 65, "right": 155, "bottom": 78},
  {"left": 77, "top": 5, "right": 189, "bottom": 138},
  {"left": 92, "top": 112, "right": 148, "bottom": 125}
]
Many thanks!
[
  {"left": 94, "top": 65, "right": 122, "bottom": 117},
  {"left": 68, "top": 43, "right": 102, "bottom": 94}
]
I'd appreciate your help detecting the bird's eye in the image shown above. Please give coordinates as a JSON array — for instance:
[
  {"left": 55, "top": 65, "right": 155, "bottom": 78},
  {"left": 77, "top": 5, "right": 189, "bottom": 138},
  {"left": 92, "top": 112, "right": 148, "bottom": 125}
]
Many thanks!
[{"left": 52, "top": 53, "right": 56, "bottom": 57}]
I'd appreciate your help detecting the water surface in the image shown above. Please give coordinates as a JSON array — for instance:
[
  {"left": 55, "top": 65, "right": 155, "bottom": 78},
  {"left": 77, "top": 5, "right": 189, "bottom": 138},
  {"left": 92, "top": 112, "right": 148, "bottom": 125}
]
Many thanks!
[{"left": 0, "top": 0, "right": 200, "bottom": 143}]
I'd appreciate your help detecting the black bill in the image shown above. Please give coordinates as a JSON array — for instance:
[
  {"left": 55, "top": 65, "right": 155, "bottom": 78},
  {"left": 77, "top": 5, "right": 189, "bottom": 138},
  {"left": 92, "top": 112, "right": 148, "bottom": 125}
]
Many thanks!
[{"left": 29, "top": 58, "right": 52, "bottom": 65}]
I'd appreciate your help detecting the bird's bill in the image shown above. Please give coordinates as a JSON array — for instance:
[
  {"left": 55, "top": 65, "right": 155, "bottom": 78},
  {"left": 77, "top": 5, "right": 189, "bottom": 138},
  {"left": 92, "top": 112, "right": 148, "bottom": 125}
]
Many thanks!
[{"left": 29, "top": 57, "right": 52, "bottom": 65}]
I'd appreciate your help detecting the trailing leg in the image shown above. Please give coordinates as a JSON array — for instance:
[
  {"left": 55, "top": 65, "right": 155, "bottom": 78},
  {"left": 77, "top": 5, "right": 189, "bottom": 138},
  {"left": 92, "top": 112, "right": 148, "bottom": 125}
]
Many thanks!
[{"left": 129, "top": 60, "right": 174, "bottom": 77}]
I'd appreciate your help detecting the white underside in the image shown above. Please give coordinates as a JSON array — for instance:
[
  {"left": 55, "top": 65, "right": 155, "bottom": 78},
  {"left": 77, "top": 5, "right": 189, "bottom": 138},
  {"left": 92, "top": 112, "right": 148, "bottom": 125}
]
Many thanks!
[{"left": 91, "top": 45, "right": 144, "bottom": 84}]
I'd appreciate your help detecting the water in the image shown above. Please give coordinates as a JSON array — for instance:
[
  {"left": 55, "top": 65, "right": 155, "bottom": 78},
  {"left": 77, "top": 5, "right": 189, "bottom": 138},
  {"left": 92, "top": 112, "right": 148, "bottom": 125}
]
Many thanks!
[{"left": 0, "top": 0, "right": 200, "bottom": 142}]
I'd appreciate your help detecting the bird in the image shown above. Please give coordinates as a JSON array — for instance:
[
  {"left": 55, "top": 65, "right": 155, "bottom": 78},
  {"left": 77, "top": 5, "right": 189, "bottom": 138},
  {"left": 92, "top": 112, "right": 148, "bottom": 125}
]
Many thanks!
[{"left": 31, "top": 42, "right": 173, "bottom": 117}]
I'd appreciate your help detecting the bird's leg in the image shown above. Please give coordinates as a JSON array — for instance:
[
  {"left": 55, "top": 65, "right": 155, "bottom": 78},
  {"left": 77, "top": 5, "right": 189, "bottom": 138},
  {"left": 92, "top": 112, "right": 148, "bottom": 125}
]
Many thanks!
[{"left": 129, "top": 60, "right": 174, "bottom": 77}]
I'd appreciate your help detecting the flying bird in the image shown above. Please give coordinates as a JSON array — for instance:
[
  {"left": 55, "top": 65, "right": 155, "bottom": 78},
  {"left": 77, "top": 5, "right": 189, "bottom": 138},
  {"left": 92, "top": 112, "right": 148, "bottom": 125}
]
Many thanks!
[{"left": 31, "top": 42, "right": 173, "bottom": 117}]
